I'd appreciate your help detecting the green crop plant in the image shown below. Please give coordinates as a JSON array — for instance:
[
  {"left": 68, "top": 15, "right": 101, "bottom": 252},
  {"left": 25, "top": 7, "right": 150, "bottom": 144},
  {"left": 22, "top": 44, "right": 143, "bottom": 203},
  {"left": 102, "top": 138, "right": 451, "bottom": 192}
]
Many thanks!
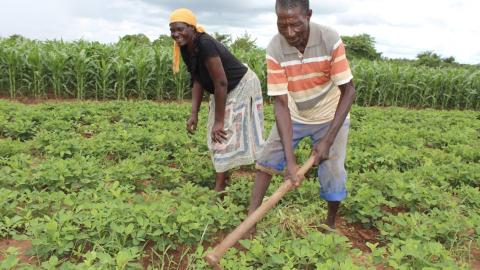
[
  {"left": 0, "top": 98, "right": 478, "bottom": 269},
  {"left": 44, "top": 41, "right": 70, "bottom": 98}
]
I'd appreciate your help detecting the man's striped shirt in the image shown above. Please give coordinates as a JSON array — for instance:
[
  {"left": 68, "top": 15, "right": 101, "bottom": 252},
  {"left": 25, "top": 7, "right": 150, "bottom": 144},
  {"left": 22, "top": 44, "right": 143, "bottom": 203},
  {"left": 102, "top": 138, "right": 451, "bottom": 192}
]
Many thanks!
[{"left": 266, "top": 22, "right": 353, "bottom": 124}]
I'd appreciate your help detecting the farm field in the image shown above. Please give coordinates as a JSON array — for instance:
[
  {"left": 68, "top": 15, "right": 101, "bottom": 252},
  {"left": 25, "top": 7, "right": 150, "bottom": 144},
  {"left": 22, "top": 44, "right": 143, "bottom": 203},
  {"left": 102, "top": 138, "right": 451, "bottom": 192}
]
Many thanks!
[
  {"left": 0, "top": 100, "right": 479, "bottom": 269},
  {"left": 1, "top": 38, "right": 479, "bottom": 110}
]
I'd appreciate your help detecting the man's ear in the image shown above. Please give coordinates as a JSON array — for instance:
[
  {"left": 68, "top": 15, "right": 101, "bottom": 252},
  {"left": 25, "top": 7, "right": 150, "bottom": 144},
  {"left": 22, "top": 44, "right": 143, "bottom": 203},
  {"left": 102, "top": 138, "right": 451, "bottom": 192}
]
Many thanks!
[{"left": 307, "top": 9, "right": 312, "bottom": 19}]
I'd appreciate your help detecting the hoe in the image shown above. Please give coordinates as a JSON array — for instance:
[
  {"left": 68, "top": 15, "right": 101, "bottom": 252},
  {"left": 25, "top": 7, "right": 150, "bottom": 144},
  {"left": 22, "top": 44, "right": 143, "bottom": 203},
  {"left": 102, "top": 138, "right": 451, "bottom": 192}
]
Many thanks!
[{"left": 205, "top": 156, "right": 316, "bottom": 269}]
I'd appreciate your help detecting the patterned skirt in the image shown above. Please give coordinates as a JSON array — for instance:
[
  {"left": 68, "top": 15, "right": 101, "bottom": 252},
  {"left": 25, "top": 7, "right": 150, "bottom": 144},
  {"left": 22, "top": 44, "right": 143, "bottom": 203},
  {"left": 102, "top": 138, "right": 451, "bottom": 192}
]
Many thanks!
[{"left": 207, "top": 68, "right": 265, "bottom": 173}]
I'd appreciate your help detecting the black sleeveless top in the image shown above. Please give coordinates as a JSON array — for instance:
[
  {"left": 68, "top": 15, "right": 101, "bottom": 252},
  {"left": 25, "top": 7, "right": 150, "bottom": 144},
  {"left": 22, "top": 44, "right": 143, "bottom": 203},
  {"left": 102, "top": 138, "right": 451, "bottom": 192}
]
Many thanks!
[{"left": 180, "top": 33, "right": 247, "bottom": 94}]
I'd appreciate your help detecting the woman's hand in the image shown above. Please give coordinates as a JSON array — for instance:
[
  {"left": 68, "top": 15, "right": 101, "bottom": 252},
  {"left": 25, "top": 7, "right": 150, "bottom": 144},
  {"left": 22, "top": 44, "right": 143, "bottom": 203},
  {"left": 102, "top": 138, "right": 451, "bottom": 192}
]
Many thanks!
[
  {"left": 186, "top": 115, "right": 198, "bottom": 134},
  {"left": 211, "top": 121, "right": 227, "bottom": 143}
]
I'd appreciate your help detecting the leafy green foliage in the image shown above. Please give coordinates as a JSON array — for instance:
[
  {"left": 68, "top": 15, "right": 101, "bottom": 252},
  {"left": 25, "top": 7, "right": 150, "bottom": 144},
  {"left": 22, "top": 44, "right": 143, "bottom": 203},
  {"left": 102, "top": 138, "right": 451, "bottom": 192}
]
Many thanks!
[
  {"left": 118, "top": 34, "right": 151, "bottom": 46},
  {"left": 0, "top": 101, "right": 478, "bottom": 269},
  {"left": 351, "top": 59, "right": 480, "bottom": 109},
  {"left": 230, "top": 32, "right": 258, "bottom": 53},
  {"left": 212, "top": 32, "right": 232, "bottom": 47},
  {"left": 342, "top": 34, "right": 381, "bottom": 60},
  {"left": 0, "top": 35, "right": 479, "bottom": 110},
  {"left": 416, "top": 50, "right": 460, "bottom": 68}
]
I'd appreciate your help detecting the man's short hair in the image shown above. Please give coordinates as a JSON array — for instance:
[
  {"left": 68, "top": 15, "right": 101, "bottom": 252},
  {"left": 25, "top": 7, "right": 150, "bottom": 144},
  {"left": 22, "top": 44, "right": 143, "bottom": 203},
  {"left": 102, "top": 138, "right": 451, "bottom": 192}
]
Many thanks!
[{"left": 275, "top": 0, "right": 310, "bottom": 14}]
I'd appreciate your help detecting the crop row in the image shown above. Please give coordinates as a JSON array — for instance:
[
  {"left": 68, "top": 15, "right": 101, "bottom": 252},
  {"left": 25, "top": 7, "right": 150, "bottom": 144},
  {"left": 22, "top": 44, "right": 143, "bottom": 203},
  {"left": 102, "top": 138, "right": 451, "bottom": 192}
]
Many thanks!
[{"left": 0, "top": 38, "right": 479, "bottom": 110}]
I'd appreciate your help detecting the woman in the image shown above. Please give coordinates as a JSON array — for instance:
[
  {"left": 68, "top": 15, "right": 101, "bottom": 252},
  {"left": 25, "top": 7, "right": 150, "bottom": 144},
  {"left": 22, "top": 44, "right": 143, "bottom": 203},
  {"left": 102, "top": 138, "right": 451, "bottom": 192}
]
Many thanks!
[{"left": 169, "top": 8, "right": 265, "bottom": 192}]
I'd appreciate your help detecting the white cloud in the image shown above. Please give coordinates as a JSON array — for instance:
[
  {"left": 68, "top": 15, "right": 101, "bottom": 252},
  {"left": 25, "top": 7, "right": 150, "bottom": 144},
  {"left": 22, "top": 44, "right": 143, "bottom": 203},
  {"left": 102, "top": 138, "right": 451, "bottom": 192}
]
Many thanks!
[
  {"left": 0, "top": 0, "right": 69, "bottom": 40},
  {"left": 1, "top": 0, "right": 479, "bottom": 64}
]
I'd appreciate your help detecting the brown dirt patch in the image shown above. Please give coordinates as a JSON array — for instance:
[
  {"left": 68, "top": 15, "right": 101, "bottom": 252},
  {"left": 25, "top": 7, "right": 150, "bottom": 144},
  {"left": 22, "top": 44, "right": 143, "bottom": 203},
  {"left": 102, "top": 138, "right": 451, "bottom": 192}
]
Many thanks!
[
  {"left": 380, "top": 205, "right": 408, "bottom": 215},
  {"left": 335, "top": 217, "right": 381, "bottom": 253},
  {"left": 135, "top": 179, "right": 153, "bottom": 195},
  {"left": 349, "top": 252, "right": 391, "bottom": 270},
  {"left": 202, "top": 230, "right": 247, "bottom": 254},
  {"left": 82, "top": 132, "right": 93, "bottom": 139},
  {"left": 140, "top": 241, "right": 191, "bottom": 270},
  {"left": 139, "top": 232, "right": 243, "bottom": 270},
  {"left": 0, "top": 238, "right": 36, "bottom": 265},
  {"left": 333, "top": 218, "right": 392, "bottom": 269},
  {"left": 470, "top": 245, "right": 480, "bottom": 270},
  {"left": 0, "top": 95, "right": 80, "bottom": 105}
]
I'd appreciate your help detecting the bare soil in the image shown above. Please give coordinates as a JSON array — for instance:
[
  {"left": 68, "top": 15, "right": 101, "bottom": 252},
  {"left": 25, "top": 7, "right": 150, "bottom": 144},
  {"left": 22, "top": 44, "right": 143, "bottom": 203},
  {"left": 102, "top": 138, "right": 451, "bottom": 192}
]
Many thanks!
[
  {"left": 0, "top": 238, "right": 36, "bottom": 265},
  {"left": 470, "top": 245, "right": 480, "bottom": 270},
  {"left": 334, "top": 216, "right": 381, "bottom": 253}
]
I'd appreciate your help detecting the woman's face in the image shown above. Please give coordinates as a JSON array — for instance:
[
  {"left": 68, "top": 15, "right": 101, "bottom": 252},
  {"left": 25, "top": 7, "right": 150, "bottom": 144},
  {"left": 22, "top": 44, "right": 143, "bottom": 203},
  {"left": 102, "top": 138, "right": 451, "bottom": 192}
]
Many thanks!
[{"left": 169, "top": 22, "right": 195, "bottom": 47}]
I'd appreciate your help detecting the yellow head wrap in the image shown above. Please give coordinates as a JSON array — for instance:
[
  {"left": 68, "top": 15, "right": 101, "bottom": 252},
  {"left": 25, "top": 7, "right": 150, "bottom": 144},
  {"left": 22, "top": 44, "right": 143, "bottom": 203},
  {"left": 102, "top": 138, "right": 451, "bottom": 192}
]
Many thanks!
[{"left": 169, "top": 8, "right": 205, "bottom": 74}]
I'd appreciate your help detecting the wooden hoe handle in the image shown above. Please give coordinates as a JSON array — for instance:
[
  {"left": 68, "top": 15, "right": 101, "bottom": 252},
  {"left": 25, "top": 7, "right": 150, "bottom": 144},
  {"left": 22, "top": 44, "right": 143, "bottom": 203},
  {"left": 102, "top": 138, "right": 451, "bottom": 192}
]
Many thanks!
[{"left": 205, "top": 156, "right": 316, "bottom": 269}]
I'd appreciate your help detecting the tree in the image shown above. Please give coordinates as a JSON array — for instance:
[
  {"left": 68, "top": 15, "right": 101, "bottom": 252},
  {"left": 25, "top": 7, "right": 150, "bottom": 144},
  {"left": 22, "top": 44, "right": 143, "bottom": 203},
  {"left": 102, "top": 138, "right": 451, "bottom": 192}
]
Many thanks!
[
  {"left": 7, "top": 34, "right": 28, "bottom": 42},
  {"left": 442, "top": 56, "right": 456, "bottom": 64},
  {"left": 230, "top": 32, "right": 257, "bottom": 52},
  {"left": 416, "top": 51, "right": 442, "bottom": 67},
  {"left": 212, "top": 32, "right": 232, "bottom": 47},
  {"left": 118, "top": 34, "right": 150, "bottom": 46},
  {"left": 153, "top": 35, "right": 172, "bottom": 47},
  {"left": 341, "top": 34, "right": 381, "bottom": 60}
]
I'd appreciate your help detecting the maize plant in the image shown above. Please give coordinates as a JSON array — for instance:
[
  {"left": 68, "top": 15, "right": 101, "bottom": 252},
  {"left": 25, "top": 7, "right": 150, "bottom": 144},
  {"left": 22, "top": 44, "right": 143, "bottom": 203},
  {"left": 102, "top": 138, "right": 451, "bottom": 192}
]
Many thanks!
[
  {"left": 70, "top": 41, "right": 92, "bottom": 100},
  {"left": 0, "top": 37, "right": 478, "bottom": 110},
  {"left": 113, "top": 43, "right": 134, "bottom": 100},
  {"left": 131, "top": 45, "right": 155, "bottom": 99},
  {"left": 173, "top": 62, "right": 189, "bottom": 100},
  {"left": 24, "top": 42, "right": 47, "bottom": 98},
  {"left": 89, "top": 44, "right": 115, "bottom": 100},
  {"left": 44, "top": 41, "right": 70, "bottom": 98},
  {"left": 4, "top": 44, "right": 22, "bottom": 98},
  {"left": 153, "top": 46, "right": 171, "bottom": 100},
  {"left": 351, "top": 59, "right": 480, "bottom": 110}
]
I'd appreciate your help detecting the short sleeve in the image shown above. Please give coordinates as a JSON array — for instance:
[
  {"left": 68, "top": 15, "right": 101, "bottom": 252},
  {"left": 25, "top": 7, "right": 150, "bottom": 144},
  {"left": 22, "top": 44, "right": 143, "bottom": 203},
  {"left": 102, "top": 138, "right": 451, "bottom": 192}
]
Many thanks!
[
  {"left": 198, "top": 38, "right": 220, "bottom": 60},
  {"left": 330, "top": 38, "right": 353, "bottom": 86},
  {"left": 266, "top": 39, "right": 288, "bottom": 96}
]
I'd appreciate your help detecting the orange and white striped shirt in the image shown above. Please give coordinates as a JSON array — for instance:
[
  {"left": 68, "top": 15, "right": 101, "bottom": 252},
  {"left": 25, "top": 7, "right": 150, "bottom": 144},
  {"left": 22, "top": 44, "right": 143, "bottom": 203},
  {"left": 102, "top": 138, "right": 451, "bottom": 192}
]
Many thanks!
[{"left": 266, "top": 22, "right": 353, "bottom": 124}]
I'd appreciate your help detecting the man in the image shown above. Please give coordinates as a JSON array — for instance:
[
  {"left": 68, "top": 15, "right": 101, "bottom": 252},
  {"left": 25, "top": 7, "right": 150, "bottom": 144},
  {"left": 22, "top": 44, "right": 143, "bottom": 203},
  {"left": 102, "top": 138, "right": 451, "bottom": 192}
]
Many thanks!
[{"left": 247, "top": 0, "right": 356, "bottom": 234}]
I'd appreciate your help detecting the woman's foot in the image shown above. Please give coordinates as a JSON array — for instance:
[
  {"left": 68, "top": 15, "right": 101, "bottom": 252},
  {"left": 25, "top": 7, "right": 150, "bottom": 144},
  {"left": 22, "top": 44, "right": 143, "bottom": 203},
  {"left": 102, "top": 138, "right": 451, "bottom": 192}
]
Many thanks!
[
  {"left": 214, "top": 183, "right": 226, "bottom": 192},
  {"left": 214, "top": 171, "right": 229, "bottom": 192}
]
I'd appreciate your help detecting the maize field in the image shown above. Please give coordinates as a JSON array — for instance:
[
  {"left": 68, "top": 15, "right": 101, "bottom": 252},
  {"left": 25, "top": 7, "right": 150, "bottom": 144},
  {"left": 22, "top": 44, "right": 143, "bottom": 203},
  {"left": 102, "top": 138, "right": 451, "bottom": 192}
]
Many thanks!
[{"left": 0, "top": 38, "right": 479, "bottom": 110}]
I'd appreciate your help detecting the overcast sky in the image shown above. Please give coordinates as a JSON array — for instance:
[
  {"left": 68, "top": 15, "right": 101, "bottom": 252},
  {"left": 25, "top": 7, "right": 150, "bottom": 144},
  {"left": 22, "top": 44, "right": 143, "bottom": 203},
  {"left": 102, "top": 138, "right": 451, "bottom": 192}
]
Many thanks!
[{"left": 1, "top": 0, "right": 479, "bottom": 64}]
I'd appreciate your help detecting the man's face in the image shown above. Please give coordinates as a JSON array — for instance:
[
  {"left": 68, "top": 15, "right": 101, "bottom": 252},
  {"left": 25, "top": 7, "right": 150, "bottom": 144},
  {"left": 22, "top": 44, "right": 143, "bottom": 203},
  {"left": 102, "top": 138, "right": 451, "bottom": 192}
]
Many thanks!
[
  {"left": 276, "top": 6, "right": 311, "bottom": 49},
  {"left": 169, "top": 22, "right": 195, "bottom": 47}
]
